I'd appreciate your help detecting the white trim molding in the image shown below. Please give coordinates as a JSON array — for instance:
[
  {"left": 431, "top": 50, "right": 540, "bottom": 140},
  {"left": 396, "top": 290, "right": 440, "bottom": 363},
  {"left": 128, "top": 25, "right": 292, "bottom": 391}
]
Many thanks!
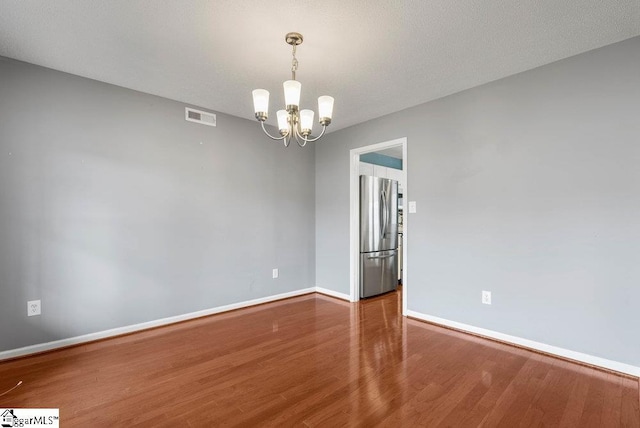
[
  {"left": 0, "top": 288, "right": 315, "bottom": 362},
  {"left": 406, "top": 310, "right": 640, "bottom": 377},
  {"left": 315, "top": 286, "right": 351, "bottom": 301}
]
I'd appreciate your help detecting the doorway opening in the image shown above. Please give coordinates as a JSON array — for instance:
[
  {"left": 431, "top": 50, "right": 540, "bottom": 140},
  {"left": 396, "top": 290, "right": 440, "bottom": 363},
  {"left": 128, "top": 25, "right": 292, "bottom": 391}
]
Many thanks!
[{"left": 349, "top": 137, "right": 407, "bottom": 315}]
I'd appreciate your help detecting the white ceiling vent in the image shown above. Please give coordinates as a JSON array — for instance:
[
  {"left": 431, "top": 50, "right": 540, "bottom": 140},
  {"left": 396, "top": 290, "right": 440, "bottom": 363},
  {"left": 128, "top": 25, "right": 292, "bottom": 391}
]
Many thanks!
[{"left": 185, "top": 107, "right": 216, "bottom": 127}]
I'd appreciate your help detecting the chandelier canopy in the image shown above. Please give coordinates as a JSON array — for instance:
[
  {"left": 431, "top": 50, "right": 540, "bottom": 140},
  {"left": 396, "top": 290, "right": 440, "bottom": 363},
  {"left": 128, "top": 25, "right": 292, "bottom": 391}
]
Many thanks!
[{"left": 252, "top": 32, "right": 334, "bottom": 147}]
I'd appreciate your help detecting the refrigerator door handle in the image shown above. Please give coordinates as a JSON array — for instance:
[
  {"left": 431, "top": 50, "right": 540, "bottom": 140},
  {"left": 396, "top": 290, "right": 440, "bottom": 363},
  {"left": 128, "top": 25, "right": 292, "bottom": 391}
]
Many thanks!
[
  {"left": 381, "top": 189, "right": 388, "bottom": 238},
  {"left": 366, "top": 253, "right": 395, "bottom": 260},
  {"left": 379, "top": 191, "right": 385, "bottom": 240}
]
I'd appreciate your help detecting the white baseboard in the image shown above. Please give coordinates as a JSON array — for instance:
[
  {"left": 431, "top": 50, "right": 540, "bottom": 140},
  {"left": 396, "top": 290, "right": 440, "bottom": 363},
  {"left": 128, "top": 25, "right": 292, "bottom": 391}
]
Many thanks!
[
  {"left": 9, "top": 291, "right": 634, "bottom": 377},
  {"left": 0, "top": 288, "right": 316, "bottom": 361},
  {"left": 406, "top": 310, "right": 640, "bottom": 377},
  {"left": 315, "top": 286, "right": 351, "bottom": 301}
]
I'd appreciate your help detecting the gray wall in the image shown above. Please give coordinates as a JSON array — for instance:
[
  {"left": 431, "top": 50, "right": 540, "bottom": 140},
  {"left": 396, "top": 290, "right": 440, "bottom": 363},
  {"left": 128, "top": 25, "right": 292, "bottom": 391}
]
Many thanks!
[
  {"left": 0, "top": 57, "right": 315, "bottom": 352},
  {"left": 315, "top": 36, "right": 640, "bottom": 366}
]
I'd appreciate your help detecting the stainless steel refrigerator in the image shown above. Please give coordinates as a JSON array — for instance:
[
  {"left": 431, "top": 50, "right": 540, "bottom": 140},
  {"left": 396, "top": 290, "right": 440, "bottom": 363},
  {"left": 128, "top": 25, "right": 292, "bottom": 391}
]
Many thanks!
[{"left": 360, "top": 175, "right": 399, "bottom": 298}]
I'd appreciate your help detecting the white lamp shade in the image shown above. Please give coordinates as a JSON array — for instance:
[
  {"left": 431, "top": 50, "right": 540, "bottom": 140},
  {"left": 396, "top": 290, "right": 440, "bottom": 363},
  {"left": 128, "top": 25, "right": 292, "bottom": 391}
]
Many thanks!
[
  {"left": 283, "top": 80, "right": 302, "bottom": 107},
  {"left": 318, "top": 96, "right": 334, "bottom": 119},
  {"left": 276, "top": 110, "right": 289, "bottom": 132},
  {"left": 300, "top": 109, "right": 314, "bottom": 131},
  {"left": 252, "top": 89, "right": 269, "bottom": 114}
]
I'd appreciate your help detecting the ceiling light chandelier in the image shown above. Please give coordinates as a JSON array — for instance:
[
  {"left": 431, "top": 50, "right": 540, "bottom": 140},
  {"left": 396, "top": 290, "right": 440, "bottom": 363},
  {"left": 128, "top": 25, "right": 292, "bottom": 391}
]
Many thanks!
[{"left": 252, "top": 32, "right": 334, "bottom": 147}]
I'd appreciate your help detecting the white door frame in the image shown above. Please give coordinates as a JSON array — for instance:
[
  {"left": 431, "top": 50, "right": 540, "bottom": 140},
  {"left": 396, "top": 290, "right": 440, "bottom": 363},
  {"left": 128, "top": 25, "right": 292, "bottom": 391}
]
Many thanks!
[{"left": 349, "top": 137, "right": 408, "bottom": 315}]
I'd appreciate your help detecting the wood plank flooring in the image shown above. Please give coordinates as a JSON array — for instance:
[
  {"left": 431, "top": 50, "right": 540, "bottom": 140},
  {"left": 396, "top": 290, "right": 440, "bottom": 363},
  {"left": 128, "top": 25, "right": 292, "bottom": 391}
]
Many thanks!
[{"left": 0, "top": 288, "right": 638, "bottom": 427}]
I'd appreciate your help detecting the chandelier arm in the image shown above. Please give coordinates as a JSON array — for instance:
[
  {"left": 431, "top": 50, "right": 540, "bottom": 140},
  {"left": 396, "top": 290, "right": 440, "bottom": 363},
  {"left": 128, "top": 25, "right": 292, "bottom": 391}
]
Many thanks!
[
  {"left": 301, "top": 124, "right": 328, "bottom": 143},
  {"left": 293, "top": 124, "right": 308, "bottom": 147},
  {"left": 296, "top": 133, "right": 307, "bottom": 148},
  {"left": 260, "top": 121, "right": 288, "bottom": 141},
  {"left": 290, "top": 123, "right": 305, "bottom": 147}
]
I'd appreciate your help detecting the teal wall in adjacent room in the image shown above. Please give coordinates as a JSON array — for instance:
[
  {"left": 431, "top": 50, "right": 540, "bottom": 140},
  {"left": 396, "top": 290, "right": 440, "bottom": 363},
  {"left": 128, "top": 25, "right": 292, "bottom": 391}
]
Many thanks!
[{"left": 359, "top": 153, "right": 402, "bottom": 170}]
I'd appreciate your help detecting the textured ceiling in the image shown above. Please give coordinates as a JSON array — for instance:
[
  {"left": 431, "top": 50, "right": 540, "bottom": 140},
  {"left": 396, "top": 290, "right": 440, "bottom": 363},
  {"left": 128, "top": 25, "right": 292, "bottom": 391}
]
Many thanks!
[{"left": 0, "top": 1, "right": 638, "bottom": 133}]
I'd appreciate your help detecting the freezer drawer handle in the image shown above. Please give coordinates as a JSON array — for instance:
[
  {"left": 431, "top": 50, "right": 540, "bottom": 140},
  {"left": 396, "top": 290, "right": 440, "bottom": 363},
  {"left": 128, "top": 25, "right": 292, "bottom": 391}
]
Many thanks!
[{"left": 366, "top": 254, "right": 395, "bottom": 260}]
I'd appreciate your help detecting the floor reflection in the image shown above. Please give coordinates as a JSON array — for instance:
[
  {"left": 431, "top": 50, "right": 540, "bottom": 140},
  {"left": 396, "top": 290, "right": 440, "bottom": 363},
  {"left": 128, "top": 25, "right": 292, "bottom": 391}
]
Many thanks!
[{"left": 351, "top": 287, "right": 407, "bottom": 421}]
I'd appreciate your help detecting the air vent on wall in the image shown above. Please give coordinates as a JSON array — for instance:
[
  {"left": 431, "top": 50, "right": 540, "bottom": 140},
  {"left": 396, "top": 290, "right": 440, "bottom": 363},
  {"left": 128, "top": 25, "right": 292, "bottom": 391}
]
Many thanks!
[{"left": 185, "top": 107, "right": 216, "bottom": 127}]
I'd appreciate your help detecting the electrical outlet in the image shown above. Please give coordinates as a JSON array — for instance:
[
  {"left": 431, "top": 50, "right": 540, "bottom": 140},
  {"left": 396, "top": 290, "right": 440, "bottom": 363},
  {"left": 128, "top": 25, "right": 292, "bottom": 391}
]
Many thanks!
[
  {"left": 28, "top": 300, "right": 41, "bottom": 316},
  {"left": 482, "top": 291, "right": 492, "bottom": 305},
  {"left": 272, "top": 268, "right": 279, "bottom": 279}
]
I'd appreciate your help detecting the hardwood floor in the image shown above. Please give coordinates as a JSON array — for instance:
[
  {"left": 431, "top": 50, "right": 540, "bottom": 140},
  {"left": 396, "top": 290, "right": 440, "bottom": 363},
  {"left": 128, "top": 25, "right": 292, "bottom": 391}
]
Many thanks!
[{"left": 1, "top": 288, "right": 638, "bottom": 427}]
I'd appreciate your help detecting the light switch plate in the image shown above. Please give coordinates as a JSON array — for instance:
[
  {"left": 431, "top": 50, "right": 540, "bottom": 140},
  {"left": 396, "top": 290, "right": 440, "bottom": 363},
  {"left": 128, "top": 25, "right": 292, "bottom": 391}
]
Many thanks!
[
  {"left": 272, "top": 268, "right": 279, "bottom": 279},
  {"left": 408, "top": 201, "right": 417, "bottom": 213}
]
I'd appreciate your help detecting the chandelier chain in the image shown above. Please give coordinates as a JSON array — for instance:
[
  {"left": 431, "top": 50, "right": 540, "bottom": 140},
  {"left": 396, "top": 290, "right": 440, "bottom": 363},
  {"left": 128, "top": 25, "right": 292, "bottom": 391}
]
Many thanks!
[{"left": 291, "top": 44, "right": 298, "bottom": 80}]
